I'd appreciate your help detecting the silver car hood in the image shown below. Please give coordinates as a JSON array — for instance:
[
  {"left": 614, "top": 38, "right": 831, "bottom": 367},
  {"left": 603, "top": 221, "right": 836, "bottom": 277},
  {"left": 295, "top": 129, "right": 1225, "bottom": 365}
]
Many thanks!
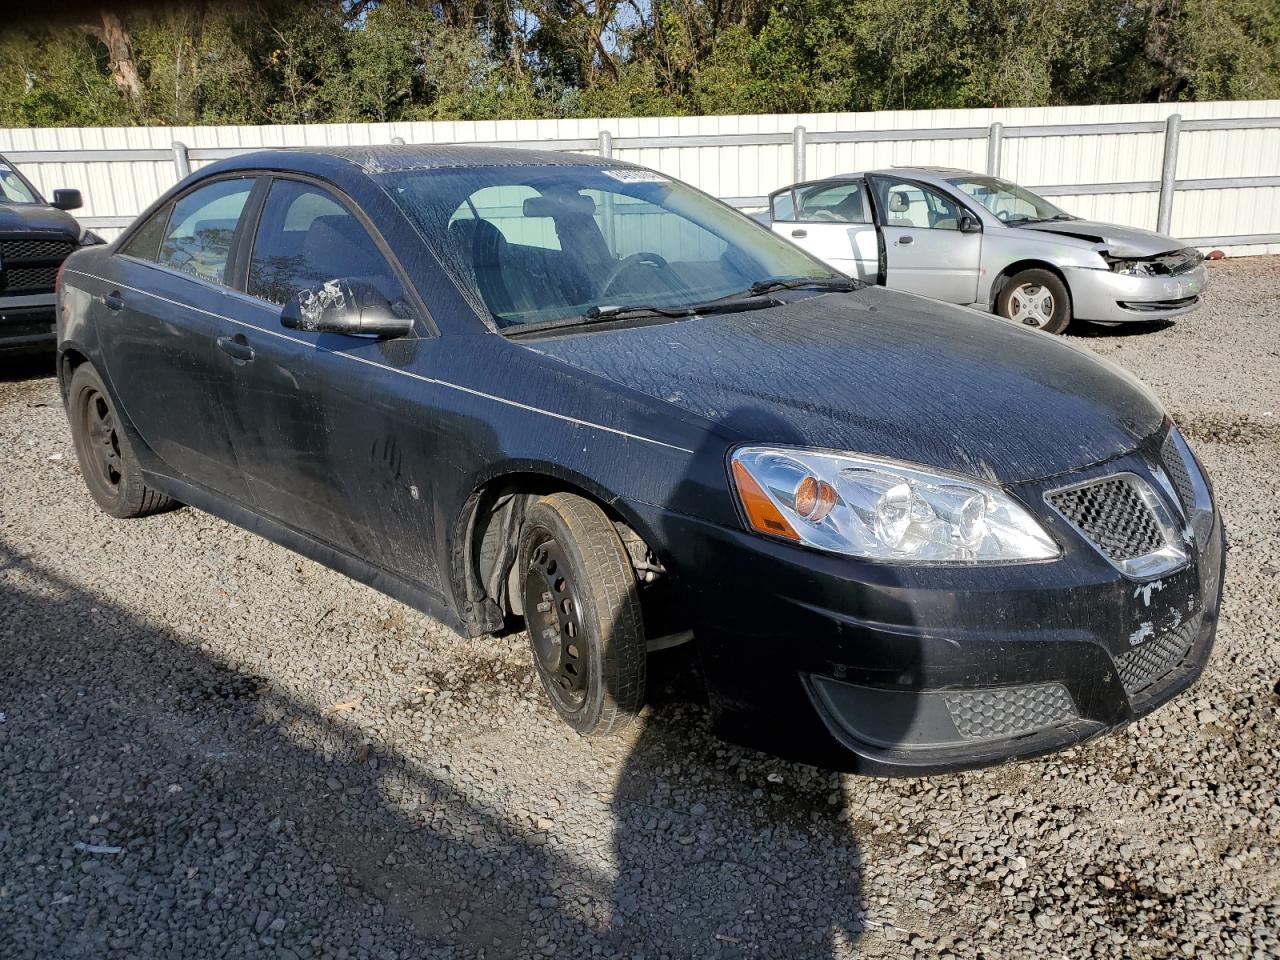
[{"left": 1015, "top": 219, "right": 1184, "bottom": 257}]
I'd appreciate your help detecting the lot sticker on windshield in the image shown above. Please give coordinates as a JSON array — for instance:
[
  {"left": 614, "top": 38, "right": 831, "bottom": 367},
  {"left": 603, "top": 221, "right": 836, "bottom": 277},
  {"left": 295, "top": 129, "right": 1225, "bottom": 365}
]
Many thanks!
[{"left": 602, "top": 169, "right": 669, "bottom": 184}]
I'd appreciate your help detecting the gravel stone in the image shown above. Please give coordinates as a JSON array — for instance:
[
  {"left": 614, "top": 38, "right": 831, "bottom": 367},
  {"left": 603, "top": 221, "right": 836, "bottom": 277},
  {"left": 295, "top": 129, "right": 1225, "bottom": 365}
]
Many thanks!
[{"left": 1, "top": 256, "right": 1278, "bottom": 959}]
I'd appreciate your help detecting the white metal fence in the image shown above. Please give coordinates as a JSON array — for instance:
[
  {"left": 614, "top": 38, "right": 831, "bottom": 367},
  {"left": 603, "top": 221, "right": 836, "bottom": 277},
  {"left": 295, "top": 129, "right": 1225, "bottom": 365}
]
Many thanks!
[{"left": 2, "top": 100, "right": 1278, "bottom": 254}]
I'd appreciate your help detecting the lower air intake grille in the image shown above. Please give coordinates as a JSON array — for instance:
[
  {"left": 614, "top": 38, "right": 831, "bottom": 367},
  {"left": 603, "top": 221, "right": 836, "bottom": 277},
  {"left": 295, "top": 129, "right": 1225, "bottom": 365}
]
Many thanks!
[
  {"left": 944, "top": 683, "right": 1076, "bottom": 741},
  {"left": 1047, "top": 476, "right": 1166, "bottom": 563},
  {"left": 1116, "top": 619, "right": 1198, "bottom": 696},
  {"left": 1160, "top": 433, "right": 1196, "bottom": 515},
  {"left": 1, "top": 265, "right": 60, "bottom": 292}
]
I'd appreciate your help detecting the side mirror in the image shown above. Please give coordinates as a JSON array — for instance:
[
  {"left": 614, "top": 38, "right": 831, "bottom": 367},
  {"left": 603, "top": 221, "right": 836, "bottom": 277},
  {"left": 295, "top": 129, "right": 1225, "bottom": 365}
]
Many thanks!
[
  {"left": 959, "top": 214, "right": 982, "bottom": 234},
  {"left": 51, "top": 188, "right": 83, "bottom": 211},
  {"left": 280, "top": 279, "right": 413, "bottom": 339}
]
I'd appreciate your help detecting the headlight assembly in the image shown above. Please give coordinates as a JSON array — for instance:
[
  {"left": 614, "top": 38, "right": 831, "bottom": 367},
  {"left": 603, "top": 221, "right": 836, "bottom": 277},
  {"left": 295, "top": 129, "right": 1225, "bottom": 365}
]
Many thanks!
[
  {"left": 729, "top": 447, "right": 1060, "bottom": 564},
  {"left": 1106, "top": 257, "right": 1156, "bottom": 277}
]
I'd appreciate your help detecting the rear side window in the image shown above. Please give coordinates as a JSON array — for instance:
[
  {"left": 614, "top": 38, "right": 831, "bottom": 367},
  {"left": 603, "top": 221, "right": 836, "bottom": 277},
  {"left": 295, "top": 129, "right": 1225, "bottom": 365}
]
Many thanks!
[
  {"left": 794, "top": 182, "right": 870, "bottom": 224},
  {"left": 157, "top": 178, "right": 254, "bottom": 283},
  {"left": 121, "top": 204, "right": 172, "bottom": 262},
  {"left": 247, "top": 179, "right": 410, "bottom": 310}
]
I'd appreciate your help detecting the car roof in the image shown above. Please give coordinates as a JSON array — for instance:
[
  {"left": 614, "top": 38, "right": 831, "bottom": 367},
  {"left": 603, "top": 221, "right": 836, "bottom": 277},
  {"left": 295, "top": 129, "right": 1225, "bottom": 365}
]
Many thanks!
[
  {"left": 199, "top": 144, "right": 623, "bottom": 180},
  {"left": 768, "top": 166, "right": 981, "bottom": 198}
]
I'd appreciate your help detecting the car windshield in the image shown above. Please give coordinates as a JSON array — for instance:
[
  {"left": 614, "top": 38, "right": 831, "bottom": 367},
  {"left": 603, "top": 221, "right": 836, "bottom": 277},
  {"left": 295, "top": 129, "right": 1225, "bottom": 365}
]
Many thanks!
[
  {"left": 375, "top": 163, "right": 842, "bottom": 331},
  {"left": 946, "top": 175, "right": 1070, "bottom": 224},
  {"left": 0, "top": 163, "right": 40, "bottom": 204}
]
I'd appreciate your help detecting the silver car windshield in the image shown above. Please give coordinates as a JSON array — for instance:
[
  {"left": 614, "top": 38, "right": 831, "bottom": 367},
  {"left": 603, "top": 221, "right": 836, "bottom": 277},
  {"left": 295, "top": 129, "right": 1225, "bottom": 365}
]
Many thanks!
[
  {"left": 376, "top": 165, "right": 839, "bottom": 331},
  {"left": 0, "top": 164, "right": 40, "bottom": 204},
  {"left": 947, "top": 176, "right": 1071, "bottom": 224}
]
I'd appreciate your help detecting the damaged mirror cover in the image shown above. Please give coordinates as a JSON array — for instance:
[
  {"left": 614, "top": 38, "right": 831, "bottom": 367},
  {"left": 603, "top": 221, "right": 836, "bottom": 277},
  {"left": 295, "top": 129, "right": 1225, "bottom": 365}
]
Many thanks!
[{"left": 280, "top": 278, "right": 413, "bottom": 338}]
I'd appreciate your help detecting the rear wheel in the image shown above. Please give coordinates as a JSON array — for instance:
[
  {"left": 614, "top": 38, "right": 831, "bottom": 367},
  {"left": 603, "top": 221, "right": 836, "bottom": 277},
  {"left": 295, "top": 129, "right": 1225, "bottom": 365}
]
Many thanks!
[
  {"left": 999, "top": 268, "right": 1072, "bottom": 334},
  {"left": 67, "top": 363, "right": 176, "bottom": 518},
  {"left": 519, "top": 493, "right": 646, "bottom": 735}
]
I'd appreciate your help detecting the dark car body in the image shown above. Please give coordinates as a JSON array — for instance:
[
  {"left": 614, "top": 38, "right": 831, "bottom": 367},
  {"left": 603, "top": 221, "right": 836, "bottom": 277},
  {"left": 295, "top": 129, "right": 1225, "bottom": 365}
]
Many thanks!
[
  {"left": 56, "top": 146, "right": 1223, "bottom": 774},
  {"left": 1, "top": 154, "right": 87, "bottom": 355}
]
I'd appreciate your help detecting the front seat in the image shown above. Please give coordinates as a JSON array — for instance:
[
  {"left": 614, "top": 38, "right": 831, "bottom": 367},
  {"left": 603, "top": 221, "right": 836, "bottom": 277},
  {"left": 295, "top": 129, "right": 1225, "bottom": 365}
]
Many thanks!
[
  {"left": 449, "top": 218, "right": 515, "bottom": 319},
  {"left": 887, "top": 190, "right": 914, "bottom": 227}
]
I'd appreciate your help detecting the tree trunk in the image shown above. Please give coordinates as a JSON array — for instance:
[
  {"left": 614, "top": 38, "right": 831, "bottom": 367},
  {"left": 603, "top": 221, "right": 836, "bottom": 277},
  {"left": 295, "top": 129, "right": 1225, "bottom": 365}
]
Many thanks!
[{"left": 83, "top": 10, "right": 143, "bottom": 103}]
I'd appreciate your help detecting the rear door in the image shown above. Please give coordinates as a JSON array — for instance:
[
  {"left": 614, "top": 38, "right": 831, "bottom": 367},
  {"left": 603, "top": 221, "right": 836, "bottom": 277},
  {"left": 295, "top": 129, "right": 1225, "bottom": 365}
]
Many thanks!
[
  {"left": 867, "top": 175, "right": 981, "bottom": 304},
  {"left": 99, "top": 176, "right": 260, "bottom": 500},
  {"left": 769, "top": 180, "right": 878, "bottom": 280}
]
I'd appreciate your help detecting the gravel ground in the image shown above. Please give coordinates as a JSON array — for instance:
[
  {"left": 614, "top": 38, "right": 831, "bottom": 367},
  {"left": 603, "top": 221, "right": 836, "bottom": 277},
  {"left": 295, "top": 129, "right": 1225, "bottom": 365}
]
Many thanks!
[{"left": 2, "top": 256, "right": 1278, "bottom": 960}]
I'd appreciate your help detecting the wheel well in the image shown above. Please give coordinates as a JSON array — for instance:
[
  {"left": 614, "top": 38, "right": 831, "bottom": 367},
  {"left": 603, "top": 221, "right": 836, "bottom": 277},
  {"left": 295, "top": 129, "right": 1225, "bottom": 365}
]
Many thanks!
[
  {"left": 58, "top": 348, "right": 90, "bottom": 401},
  {"left": 452, "top": 473, "right": 662, "bottom": 636},
  {"left": 988, "top": 260, "right": 1071, "bottom": 312}
]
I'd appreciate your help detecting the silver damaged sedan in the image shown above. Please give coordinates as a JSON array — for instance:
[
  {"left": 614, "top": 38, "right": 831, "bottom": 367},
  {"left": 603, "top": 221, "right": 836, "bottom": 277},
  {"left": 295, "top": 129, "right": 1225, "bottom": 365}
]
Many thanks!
[{"left": 762, "top": 166, "right": 1207, "bottom": 334}]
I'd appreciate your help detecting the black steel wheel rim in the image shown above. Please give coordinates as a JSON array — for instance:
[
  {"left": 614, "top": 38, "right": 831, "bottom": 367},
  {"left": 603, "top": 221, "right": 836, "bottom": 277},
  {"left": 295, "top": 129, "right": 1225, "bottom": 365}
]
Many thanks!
[
  {"left": 82, "top": 388, "right": 123, "bottom": 493},
  {"left": 523, "top": 536, "right": 589, "bottom": 710}
]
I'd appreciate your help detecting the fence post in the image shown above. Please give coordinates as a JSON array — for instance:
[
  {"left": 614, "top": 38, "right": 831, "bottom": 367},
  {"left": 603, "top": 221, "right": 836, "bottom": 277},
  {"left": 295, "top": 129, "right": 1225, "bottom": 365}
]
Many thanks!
[
  {"left": 792, "top": 125, "right": 806, "bottom": 183},
  {"left": 598, "top": 130, "right": 613, "bottom": 159},
  {"left": 171, "top": 141, "right": 190, "bottom": 179},
  {"left": 986, "top": 122, "right": 1003, "bottom": 176},
  {"left": 1156, "top": 113, "right": 1181, "bottom": 235}
]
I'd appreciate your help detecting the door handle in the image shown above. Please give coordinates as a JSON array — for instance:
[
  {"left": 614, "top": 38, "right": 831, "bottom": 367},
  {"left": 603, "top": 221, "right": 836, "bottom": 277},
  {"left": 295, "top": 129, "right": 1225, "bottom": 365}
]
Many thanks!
[
  {"left": 216, "top": 334, "right": 255, "bottom": 364},
  {"left": 790, "top": 228, "right": 808, "bottom": 238},
  {"left": 895, "top": 235, "right": 914, "bottom": 246},
  {"left": 104, "top": 291, "right": 124, "bottom": 311}
]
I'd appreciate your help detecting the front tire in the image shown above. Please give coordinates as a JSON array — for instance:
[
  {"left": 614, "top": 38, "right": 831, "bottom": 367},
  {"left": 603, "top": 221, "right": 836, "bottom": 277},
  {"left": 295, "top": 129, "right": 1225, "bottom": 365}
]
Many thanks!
[
  {"left": 67, "top": 363, "right": 176, "bottom": 519},
  {"left": 519, "top": 493, "right": 646, "bottom": 736},
  {"left": 999, "top": 268, "right": 1072, "bottom": 334}
]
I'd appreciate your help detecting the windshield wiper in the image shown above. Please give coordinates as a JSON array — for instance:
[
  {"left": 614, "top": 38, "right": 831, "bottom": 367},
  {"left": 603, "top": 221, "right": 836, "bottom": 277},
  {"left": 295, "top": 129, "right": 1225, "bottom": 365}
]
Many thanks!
[
  {"left": 748, "top": 276, "right": 861, "bottom": 296},
  {"left": 1012, "top": 214, "right": 1076, "bottom": 226},
  {"left": 503, "top": 294, "right": 782, "bottom": 338}
]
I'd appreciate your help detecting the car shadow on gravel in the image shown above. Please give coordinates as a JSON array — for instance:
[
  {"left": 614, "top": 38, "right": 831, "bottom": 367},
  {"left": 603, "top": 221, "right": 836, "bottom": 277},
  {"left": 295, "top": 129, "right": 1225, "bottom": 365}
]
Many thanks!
[{"left": 0, "top": 530, "right": 883, "bottom": 959}]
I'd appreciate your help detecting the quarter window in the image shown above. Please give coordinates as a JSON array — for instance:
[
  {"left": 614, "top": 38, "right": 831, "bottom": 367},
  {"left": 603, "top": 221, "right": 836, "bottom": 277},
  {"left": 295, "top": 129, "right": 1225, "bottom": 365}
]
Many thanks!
[
  {"left": 247, "top": 179, "right": 410, "bottom": 311},
  {"left": 870, "top": 178, "right": 965, "bottom": 231},
  {"left": 121, "top": 203, "right": 172, "bottom": 262},
  {"left": 157, "top": 178, "right": 254, "bottom": 283}
]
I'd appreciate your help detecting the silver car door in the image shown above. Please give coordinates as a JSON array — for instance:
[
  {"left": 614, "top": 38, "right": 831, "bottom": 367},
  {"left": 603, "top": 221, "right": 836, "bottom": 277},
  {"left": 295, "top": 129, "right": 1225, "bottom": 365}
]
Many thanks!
[
  {"left": 868, "top": 175, "right": 981, "bottom": 304},
  {"left": 769, "top": 180, "right": 879, "bottom": 280}
]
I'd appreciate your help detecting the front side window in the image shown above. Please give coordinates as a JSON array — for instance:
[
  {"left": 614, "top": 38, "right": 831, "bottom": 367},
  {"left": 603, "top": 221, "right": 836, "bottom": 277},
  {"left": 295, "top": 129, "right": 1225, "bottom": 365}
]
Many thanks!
[
  {"left": 794, "top": 182, "right": 870, "bottom": 224},
  {"left": 0, "top": 162, "right": 39, "bottom": 204},
  {"left": 247, "top": 179, "right": 410, "bottom": 311},
  {"left": 947, "top": 176, "right": 1070, "bottom": 224},
  {"left": 378, "top": 165, "right": 838, "bottom": 330},
  {"left": 870, "top": 178, "right": 965, "bottom": 231},
  {"left": 157, "top": 178, "right": 254, "bottom": 283}
]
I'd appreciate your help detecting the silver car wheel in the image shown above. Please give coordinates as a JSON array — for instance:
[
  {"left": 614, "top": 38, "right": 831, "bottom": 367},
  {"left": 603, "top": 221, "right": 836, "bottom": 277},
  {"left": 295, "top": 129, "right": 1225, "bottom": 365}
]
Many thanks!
[{"left": 1010, "top": 283, "right": 1055, "bottom": 328}]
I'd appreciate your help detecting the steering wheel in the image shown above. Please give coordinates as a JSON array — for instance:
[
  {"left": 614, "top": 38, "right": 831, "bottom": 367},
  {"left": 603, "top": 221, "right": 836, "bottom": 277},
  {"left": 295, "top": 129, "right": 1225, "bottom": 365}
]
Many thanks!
[
  {"left": 600, "top": 251, "right": 677, "bottom": 299},
  {"left": 996, "top": 209, "right": 1012, "bottom": 223}
]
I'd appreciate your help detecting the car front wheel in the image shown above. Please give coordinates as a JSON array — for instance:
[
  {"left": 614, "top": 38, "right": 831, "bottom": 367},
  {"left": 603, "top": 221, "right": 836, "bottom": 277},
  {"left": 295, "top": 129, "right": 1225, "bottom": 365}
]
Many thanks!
[
  {"left": 519, "top": 492, "right": 646, "bottom": 736},
  {"left": 999, "top": 268, "right": 1072, "bottom": 334}
]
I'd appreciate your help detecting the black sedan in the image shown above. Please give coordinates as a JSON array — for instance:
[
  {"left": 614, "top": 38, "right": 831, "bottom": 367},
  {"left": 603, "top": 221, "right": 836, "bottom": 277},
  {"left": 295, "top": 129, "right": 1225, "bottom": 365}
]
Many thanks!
[{"left": 55, "top": 145, "right": 1224, "bottom": 774}]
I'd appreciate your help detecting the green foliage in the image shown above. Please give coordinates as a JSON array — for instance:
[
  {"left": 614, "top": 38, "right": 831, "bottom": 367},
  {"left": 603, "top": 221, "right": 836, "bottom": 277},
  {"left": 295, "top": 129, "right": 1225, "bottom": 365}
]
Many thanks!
[{"left": 1, "top": 0, "right": 1277, "bottom": 128}]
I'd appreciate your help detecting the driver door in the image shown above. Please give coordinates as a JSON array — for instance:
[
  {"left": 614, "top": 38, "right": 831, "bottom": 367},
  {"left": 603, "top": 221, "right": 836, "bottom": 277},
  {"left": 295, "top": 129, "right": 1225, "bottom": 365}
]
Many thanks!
[
  {"left": 221, "top": 176, "right": 439, "bottom": 583},
  {"left": 867, "top": 176, "right": 982, "bottom": 304}
]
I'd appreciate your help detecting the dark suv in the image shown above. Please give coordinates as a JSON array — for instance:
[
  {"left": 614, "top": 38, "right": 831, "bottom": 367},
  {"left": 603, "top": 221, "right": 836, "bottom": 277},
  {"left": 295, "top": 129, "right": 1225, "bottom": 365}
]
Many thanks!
[{"left": 1, "top": 153, "right": 92, "bottom": 355}]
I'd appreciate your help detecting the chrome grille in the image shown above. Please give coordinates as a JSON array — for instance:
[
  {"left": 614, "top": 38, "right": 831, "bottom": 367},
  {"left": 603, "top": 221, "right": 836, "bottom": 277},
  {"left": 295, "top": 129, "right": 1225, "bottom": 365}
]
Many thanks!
[
  {"left": 1160, "top": 432, "right": 1196, "bottom": 515},
  {"left": 1047, "top": 476, "right": 1166, "bottom": 563},
  {"left": 944, "top": 683, "right": 1077, "bottom": 741},
  {"left": 1, "top": 265, "right": 59, "bottom": 292},
  {"left": 1, "top": 238, "right": 75, "bottom": 261},
  {"left": 1116, "top": 619, "right": 1198, "bottom": 695}
]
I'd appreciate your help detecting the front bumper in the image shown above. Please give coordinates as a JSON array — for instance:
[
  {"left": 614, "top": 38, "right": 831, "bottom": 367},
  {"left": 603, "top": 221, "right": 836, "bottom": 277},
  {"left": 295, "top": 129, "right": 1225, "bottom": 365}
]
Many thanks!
[
  {"left": 1067, "top": 263, "right": 1207, "bottom": 323},
  {"left": 0, "top": 294, "right": 56, "bottom": 354},
  {"left": 626, "top": 434, "right": 1224, "bottom": 775}
]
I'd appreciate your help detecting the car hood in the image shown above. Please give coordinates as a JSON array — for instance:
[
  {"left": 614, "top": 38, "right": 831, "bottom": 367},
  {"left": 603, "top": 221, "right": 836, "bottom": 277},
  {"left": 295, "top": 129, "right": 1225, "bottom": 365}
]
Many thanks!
[
  {"left": 0, "top": 202, "right": 80, "bottom": 238},
  {"left": 1015, "top": 219, "right": 1183, "bottom": 256},
  {"left": 526, "top": 287, "right": 1165, "bottom": 485}
]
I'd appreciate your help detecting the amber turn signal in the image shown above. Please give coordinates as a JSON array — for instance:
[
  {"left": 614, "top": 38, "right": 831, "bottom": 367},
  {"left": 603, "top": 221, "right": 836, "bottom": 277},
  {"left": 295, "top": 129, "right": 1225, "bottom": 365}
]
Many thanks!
[{"left": 731, "top": 460, "right": 800, "bottom": 540}]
